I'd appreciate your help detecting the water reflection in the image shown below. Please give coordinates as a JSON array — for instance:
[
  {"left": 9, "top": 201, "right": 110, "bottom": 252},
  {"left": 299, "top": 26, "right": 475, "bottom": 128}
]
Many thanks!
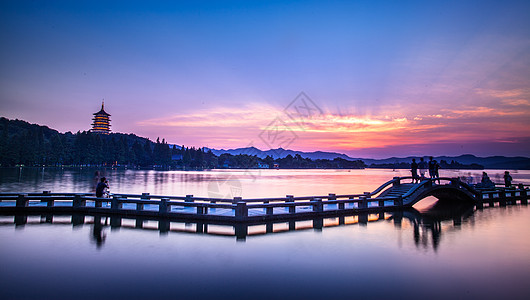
[
  {"left": 2, "top": 204, "right": 530, "bottom": 300},
  {"left": 406, "top": 201, "right": 475, "bottom": 251},
  {"left": 91, "top": 216, "right": 107, "bottom": 249},
  {"left": 2, "top": 168, "right": 529, "bottom": 199},
  {"left": 1, "top": 200, "right": 480, "bottom": 251}
]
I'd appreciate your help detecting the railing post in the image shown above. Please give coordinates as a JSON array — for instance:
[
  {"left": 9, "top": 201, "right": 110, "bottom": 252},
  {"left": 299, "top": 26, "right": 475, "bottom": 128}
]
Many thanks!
[
  {"left": 235, "top": 201, "right": 248, "bottom": 221},
  {"left": 73, "top": 194, "right": 86, "bottom": 208},
  {"left": 43, "top": 191, "right": 54, "bottom": 207},
  {"left": 266, "top": 204, "right": 274, "bottom": 216},
  {"left": 522, "top": 189, "right": 528, "bottom": 205},
  {"left": 312, "top": 197, "right": 323, "bottom": 212},
  {"left": 111, "top": 196, "right": 122, "bottom": 210},
  {"left": 287, "top": 195, "right": 295, "bottom": 213},
  {"left": 16, "top": 194, "right": 28, "bottom": 208},
  {"left": 197, "top": 205, "right": 204, "bottom": 215},
  {"left": 95, "top": 196, "right": 103, "bottom": 208},
  {"left": 159, "top": 198, "right": 169, "bottom": 214},
  {"left": 358, "top": 196, "right": 368, "bottom": 209},
  {"left": 499, "top": 190, "right": 507, "bottom": 207},
  {"left": 476, "top": 193, "right": 484, "bottom": 209},
  {"left": 328, "top": 193, "right": 337, "bottom": 210}
]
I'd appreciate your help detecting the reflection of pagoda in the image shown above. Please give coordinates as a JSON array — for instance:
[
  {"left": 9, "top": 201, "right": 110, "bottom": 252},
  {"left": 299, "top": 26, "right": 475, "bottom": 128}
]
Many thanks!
[{"left": 91, "top": 101, "right": 111, "bottom": 134}]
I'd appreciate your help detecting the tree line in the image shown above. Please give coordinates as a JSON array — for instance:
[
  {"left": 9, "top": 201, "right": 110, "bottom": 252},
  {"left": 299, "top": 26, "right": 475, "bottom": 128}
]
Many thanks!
[{"left": 0, "top": 117, "right": 366, "bottom": 169}]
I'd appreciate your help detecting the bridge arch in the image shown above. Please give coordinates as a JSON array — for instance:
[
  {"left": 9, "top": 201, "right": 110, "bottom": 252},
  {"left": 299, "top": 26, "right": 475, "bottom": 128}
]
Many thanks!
[
  {"left": 374, "top": 177, "right": 480, "bottom": 207},
  {"left": 408, "top": 185, "right": 477, "bottom": 206}
]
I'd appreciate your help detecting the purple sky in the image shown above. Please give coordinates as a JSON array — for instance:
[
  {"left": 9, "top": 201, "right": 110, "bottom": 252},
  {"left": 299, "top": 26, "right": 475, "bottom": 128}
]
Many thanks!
[{"left": 1, "top": 0, "right": 529, "bottom": 158}]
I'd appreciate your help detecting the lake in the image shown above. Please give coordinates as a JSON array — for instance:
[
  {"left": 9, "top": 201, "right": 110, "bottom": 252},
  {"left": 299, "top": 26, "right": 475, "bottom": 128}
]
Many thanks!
[{"left": 1, "top": 168, "right": 530, "bottom": 299}]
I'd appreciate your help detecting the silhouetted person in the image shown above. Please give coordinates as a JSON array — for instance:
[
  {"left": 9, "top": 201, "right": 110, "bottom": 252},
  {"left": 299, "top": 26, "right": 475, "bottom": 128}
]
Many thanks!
[
  {"left": 428, "top": 157, "right": 435, "bottom": 179},
  {"left": 504, "top": 171, "right": 513, "bottom": 188},
  {"left": 434, "top": 160, "right": 440, "bottom": 183},
  {"left": 477, "top": 172, "right": 495, "bottom": 189},
  {"left": 411, "top": 158, "right": 419, "bottom": 183},
  {"left": 96, "top": 177, "right": 109, "bottom": 198}
]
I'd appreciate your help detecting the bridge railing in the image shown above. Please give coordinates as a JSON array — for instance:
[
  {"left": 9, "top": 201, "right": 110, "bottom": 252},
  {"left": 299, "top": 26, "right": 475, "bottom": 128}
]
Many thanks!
[
  {"left": 0, "top": 190, "right": 408, "bottom": 221},
  {"left": 2, "top": 177, "right": 527, "bottom": 221}
]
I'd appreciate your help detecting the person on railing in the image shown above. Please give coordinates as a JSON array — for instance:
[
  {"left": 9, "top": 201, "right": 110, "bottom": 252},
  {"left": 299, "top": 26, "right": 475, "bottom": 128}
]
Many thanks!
[
  {"left": 504, "top": 171, "right": 513, "bottom": 188},
  {"left": 411, "top": 158, "right": 419, "bottom": 183},
  {"left": 476, "top": 172, "right": 495, "bottom": 189},
  {"left": 96, "top": 177, "right": 109, "bottom": 198}
]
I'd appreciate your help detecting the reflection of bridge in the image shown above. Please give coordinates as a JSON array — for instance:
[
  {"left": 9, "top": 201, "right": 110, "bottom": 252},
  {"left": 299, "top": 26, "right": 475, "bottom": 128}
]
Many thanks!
[{"left": 0, "top": 177, "right": 528, "bottom": 223}]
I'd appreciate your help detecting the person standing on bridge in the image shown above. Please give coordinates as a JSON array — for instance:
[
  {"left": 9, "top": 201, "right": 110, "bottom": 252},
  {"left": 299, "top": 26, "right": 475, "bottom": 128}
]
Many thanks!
[
  {"left": 428, "top": 157, "right": 435, "bottom": 179},
  {"left": 411, "top": 158, "right": 419, "bottom": 183},
  {"left": 434, "top": 160, "right": 440, "bottom": 184},
  {"left": 504, "top": 171, "right": 513, "bottom": 188}
]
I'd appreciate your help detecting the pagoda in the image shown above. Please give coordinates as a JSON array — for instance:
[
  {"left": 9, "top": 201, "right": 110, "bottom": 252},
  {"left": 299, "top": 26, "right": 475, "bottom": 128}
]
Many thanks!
[{"left": 91, "top": 101, "right": 111, "bottom": 134}]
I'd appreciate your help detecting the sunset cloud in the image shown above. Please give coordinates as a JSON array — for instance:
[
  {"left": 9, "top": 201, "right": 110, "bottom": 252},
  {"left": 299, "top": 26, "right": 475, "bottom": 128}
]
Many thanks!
[{"left": 2, "top": 1, "right": 530, "bottom": 157}]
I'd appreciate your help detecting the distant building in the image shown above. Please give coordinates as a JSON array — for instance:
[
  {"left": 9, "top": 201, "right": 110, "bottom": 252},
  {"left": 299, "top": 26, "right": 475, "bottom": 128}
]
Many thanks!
[{"left": 91, "top": 101, "right": 111, "bottom": 134}]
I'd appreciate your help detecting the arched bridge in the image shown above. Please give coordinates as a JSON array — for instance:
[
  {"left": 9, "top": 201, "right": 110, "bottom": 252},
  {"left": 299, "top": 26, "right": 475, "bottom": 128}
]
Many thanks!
[{"left": 374, "top": 177, "right": 480, "bottom": 207}]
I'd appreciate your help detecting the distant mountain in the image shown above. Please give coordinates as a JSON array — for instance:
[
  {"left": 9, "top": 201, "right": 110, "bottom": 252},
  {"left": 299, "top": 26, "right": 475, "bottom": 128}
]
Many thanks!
[
  {"left": 206, "top": 147, "right": 355, "bottom": 161},
  {"left": 356, "top": 154, "right": 530, "bottom": 170},
  {"left": 3, "top": 117, "right": 528, "bottom": 169},
  {"left": 207, "top": 147, "right": 530, "bottom": 169}
]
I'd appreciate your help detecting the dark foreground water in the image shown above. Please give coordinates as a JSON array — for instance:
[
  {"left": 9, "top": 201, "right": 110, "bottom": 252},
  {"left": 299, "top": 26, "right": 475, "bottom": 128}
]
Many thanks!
[{"left": 1, "top": 168, "right": 530, "bottom": 299}]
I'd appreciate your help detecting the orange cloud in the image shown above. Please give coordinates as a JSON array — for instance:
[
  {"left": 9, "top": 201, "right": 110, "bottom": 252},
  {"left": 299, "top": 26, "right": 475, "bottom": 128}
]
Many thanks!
[{"left": 133, "top": 99, "right": 530, "bottom": 154}]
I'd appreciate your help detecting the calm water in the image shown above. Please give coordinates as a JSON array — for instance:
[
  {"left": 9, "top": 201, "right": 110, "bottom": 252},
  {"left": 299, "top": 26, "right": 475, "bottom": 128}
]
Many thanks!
[{"left": 1, "top": 168, "right": 530, "bottom": 300}]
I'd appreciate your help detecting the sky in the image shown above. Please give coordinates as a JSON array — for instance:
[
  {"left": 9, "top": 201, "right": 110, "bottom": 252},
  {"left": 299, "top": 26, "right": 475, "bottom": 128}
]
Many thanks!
[{"left": 1, "top": 0, "right": 530, "bottom": 158}]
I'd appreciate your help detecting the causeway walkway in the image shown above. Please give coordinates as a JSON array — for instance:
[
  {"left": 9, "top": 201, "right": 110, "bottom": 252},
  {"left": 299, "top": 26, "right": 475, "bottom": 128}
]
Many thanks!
[{"left": 1, "top": 177, "right": 528, "bottom": 223}]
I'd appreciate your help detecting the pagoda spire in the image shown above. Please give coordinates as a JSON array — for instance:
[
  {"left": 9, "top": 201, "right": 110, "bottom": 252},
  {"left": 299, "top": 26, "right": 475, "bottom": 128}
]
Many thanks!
[{"left": 91, "top": 100, "right": 111, "bottom": 134}]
